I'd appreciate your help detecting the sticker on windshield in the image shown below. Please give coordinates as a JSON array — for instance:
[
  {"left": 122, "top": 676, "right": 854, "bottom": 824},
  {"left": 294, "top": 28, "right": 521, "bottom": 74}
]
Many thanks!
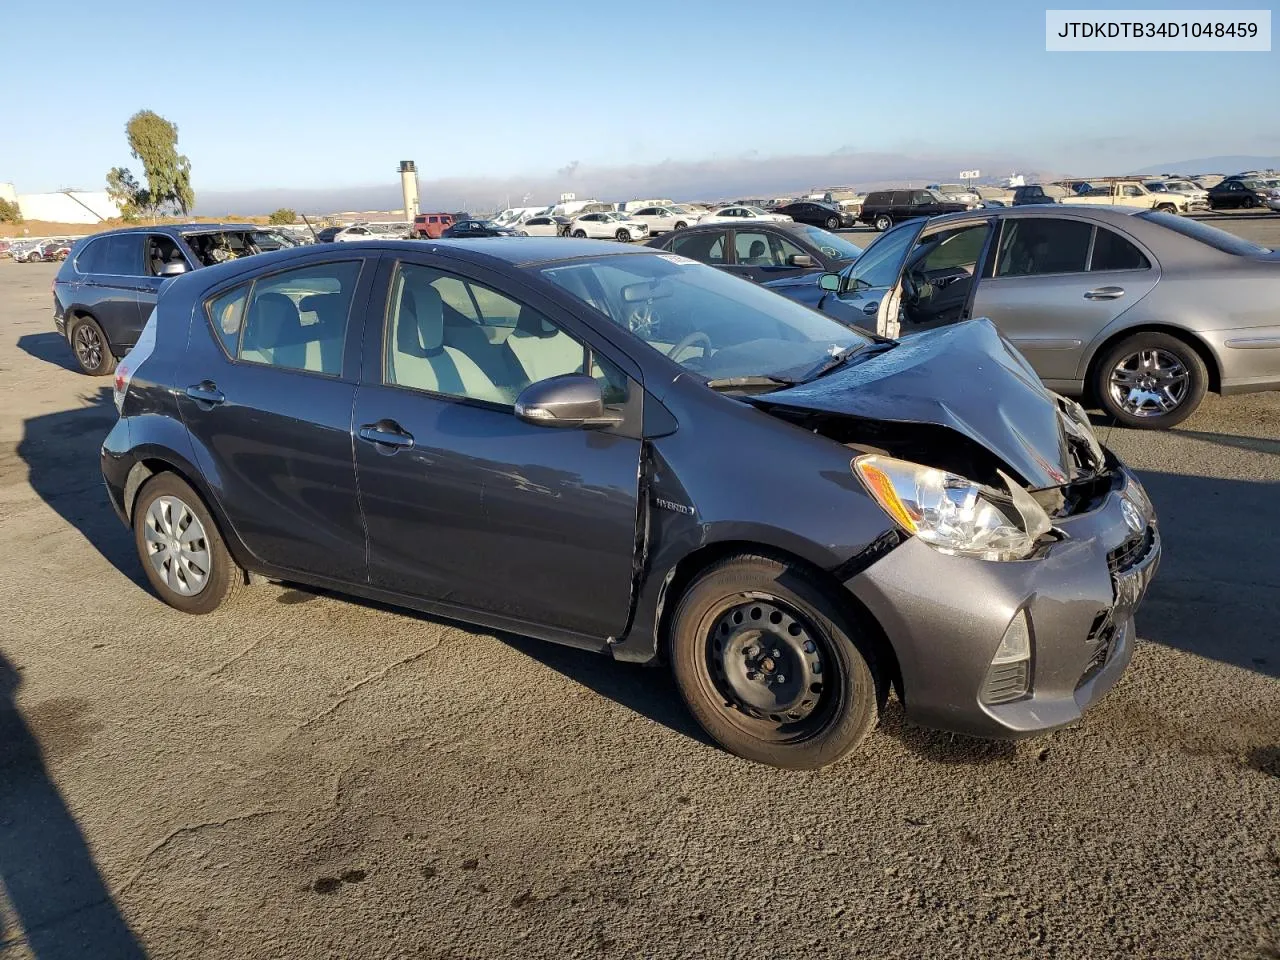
[{"left": 656, "top": 254, "right": 699, "bottom": 265}]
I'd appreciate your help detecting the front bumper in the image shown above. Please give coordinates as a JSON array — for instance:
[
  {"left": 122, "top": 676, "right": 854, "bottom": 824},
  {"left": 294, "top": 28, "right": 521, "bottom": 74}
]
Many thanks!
[{"left": 847, "top": 466, "right": 1159, "bottom": 739}]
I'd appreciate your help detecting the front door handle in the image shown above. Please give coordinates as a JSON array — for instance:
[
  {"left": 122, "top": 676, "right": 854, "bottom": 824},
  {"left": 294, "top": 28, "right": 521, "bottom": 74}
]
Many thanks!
[
  {"left": 185, "top": 381, "right": 225, "bottom": 405},
  {"left": 1084, "top": 286, "right": 1125, "bottom": 301},
  {"left": 358, "top": 420, "right": 415, "bottom": 451},
  {"left": 863, "top": 302, "right": 879, "bottom": 316}
]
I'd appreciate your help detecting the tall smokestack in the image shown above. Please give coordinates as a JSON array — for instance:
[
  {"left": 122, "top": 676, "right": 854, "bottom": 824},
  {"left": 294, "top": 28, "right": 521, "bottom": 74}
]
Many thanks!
[{"left": 399, "top": 160, "right": 419, "bottom": 225}]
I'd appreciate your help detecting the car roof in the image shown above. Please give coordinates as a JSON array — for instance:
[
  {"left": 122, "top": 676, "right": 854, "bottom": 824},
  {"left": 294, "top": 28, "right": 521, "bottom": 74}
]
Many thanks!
[
  {"left": 172, "top": 238, "right": 658, "bottom": 288},
  {"left": 921, "top": 204, "right": 1148, "bottom": 228},
  {"left": 88, "top": 223, "right": 258, "bottom": 236},
  {"left": 653, "top": 220, "right": 811, "bottom": 234}
]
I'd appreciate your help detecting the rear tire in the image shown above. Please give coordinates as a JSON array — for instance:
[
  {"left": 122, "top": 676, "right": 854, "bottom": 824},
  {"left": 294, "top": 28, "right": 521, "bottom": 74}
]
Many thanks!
[
  {"left": 668, "top": 554, "right": 883, "bottom": 770},
  {"left": 133, "top": 473, "right": 243, "bottom": 614},
  {"left": 873, "top": 214, "right": 892, "bottom": 231},
  {"left": 68, "top": 315, "right": 116, "bottom": 376},
  {"left": 1092, "top": 331, "right": 1208, "bottom": 430}
]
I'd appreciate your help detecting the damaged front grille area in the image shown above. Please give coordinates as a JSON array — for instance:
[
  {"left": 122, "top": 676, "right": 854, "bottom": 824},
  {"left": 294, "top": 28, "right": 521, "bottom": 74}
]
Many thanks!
[{"left": 1108, "top": 526, "right": 1155, "bottom": 577}]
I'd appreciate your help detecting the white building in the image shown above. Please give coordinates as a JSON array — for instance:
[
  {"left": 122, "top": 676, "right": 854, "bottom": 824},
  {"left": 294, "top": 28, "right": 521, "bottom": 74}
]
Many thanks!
[{"left": 0, "top": 182, "right": 121, "bottom": 223}]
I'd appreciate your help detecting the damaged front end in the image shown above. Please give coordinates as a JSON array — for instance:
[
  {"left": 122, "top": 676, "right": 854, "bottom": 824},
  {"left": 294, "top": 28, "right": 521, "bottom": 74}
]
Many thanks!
[{"left": 746, "top": 320, "right": 1123, "bottom": 550}]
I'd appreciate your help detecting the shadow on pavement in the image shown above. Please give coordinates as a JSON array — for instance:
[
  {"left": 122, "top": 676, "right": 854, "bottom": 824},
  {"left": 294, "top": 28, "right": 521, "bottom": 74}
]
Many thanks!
[
  {"left": 15, "top": 387, "right": 146, "bottom": 591},
  {"left": 0, "top": 652, "right": 147, "bottom": 959},
  {"left": 15, "top": 333, "right": 80, "bottom": 374}
]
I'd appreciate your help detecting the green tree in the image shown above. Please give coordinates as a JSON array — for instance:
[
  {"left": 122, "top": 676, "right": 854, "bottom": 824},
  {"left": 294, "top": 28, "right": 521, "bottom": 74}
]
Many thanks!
[
  {"left": 104, "top": 110, "right": 194, "bottom": 220},
  {"left": 268, "top": 208, "right": 298, "bottom": 224},
  {"left": 0, "top": 198, "right": 21, "bottom": 224},
  {"left": 105, "top": 166, "right": 148, "bottom": 221}
]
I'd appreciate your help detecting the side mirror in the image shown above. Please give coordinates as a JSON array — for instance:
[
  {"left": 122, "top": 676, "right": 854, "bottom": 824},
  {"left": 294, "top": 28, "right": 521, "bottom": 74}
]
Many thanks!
[
  {"left": 159, "top": 261, "right": 188, "bottom": 277},
  {"left": 789, "top": 254, "right": 815, "bottom": 268},
  {"left": 819, "top": 273, "right": 841, "bottom": 292},
  {"left": 515, "top": 374, "right": 622, "bottom": 429}
]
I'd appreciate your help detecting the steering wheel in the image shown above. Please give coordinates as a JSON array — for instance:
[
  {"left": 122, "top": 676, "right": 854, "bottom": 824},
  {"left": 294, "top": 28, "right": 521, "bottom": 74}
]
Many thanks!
[
  {"left": 900, "top": 270, "right": 921, "bottom": 304},
  {"left": 668, "top": 331, "right": 712, "bottom": 363}
]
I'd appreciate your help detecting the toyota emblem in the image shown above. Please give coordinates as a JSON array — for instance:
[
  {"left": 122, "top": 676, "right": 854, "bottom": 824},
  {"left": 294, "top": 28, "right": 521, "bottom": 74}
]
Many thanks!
[{"left": 1120, "top": 497, "right": 1143, "bottom": 534}]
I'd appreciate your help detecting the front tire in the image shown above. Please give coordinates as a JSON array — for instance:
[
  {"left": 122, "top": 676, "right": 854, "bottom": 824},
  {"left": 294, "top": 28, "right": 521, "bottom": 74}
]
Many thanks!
[
  {"left": 1093, "top": 332, "right": 1208, "bottom": 429},
  {"left": 825, "top": 216, "right": 840, "bottom": 230},
  {"left": 873, "top": 214, "right": 892, "bottom": 232},
  {"left": 616, "top": 229, "right": 631, "bottom": 242},
  {"left": 669, "top": 555, "right": 883, "bottom": 770},
  {"left": 133, "top": 473, "right": 243, "bottom": 614},
  {"left": 572, "top": 229, "right": 587, "bottom": 238},
  {"left": 673, "top": 221, "right": 687, "bottom": 230},
  {"left": 68, "top": 316, "right": 116, "bottom": 376},
  {"left": 1155, "top": 203, "right": 1177, "bottom": 214}
]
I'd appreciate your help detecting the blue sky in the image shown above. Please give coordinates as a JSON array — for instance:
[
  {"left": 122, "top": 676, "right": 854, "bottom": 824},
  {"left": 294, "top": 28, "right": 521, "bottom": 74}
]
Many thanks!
[{"left": 3, "top": 0, "right": 1276, "bottom": 207}]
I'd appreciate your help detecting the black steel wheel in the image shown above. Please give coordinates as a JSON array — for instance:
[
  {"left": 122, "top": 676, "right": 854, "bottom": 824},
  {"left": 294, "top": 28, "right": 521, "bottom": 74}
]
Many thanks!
[
  {"left": 669, "top": 554, "right": 883, "bottom": 769},
  {"left": 69, "top": 316, "right": 116, "bottom": 376}
]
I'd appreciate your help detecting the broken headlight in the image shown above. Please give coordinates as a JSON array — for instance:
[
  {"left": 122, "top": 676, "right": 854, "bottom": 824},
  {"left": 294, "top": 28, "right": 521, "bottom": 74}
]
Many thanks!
[{"left": 853, "top": 455, "right": 1051, "bottom": 561}]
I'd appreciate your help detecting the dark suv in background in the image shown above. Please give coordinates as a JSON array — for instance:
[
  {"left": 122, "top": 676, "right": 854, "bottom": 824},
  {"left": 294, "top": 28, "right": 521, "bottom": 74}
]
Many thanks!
[
  {"left": 858, "top": 190, "right": 970, "bottom": 231},
  {"left": 53, "top": 225, "right": 266, "bottom": 375}
]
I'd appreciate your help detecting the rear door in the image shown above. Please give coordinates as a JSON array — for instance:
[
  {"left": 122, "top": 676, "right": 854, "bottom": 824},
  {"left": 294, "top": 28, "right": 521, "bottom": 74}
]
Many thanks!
[
  {"left": 82, "top": 233, "right": 148, "bottom": 350},
  {"left": 177, "top": 255, "right": 375, "bottom": 582},
  {"left": 351, "top": 253, "right": 643, "bottom": 640},
  {"left": 969, "top": 215, "right": 1160, "bottom": 382}
]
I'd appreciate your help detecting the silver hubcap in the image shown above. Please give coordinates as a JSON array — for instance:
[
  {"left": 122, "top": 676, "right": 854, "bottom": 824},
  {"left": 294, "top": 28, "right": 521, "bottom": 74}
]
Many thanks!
[
  {"left": 1109, "top": 348, "right": 1190, "bottom": 417},
  {"left": 74, "top": 324, "right": 102, "bottom": 370},
  {"left": 143, "top": 495, "right": 211, "bottom": 596}
]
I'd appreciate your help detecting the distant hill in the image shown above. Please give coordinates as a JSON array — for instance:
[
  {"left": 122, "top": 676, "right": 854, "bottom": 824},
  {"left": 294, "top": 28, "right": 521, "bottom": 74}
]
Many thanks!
[{"left": 1131, "top": 155, "right": 1280, "bottom": 175}]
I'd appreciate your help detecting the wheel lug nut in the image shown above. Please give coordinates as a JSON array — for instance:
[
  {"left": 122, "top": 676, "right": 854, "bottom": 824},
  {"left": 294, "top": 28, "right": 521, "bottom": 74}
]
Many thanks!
[
  {"left": 771, "top": 649, "right": 781, "bottom": 658},
  {"left": 775, "top": 674, "right": 786, "bottom": 683},
  {"left": 803, "top": 641, "right": 815, "bottom": 653}
]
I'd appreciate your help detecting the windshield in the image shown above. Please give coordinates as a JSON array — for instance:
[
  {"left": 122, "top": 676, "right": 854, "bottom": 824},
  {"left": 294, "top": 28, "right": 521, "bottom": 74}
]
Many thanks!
[
  {"left": 793, "top": 224, "right": 863, "bottom": 261},
  {"left": 844, "top": 222, "right": 919, "bottom": 290},
  {"left": 1138, "top": 211, "right": 1271, "bottom": 255},
  {"left": 745, "top": 206, "right": 769, "bottom": 216},
  {"left": 535, "top": 253, "right": 869, "bottom": 383}
]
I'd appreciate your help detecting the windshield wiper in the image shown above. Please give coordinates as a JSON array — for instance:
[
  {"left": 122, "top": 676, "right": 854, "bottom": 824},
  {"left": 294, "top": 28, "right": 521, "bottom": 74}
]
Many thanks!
[
  {"left": 799, "top": 340, "right": 895, "bottom": 382},
  {"left": 703, "top": 374, "right": 796, "bottom": 393}
]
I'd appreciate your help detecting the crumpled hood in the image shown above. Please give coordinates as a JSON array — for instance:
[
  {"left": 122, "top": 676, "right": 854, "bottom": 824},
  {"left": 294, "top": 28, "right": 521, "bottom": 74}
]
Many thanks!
[{"left": 753, "top": 319, "right": 1075, "bottom": 488}]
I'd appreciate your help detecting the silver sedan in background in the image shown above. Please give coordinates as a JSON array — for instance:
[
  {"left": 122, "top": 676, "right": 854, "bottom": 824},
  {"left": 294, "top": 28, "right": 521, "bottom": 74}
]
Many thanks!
[{"left": 770, "top": 205, "right": 1280, "bottom": 428}]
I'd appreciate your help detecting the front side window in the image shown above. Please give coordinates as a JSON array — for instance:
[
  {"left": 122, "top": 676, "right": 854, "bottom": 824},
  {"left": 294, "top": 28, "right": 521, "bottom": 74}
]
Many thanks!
[
  {"left": 385, "top": 263, "right": 593, "bottom": 407},
  {"left": 844, "top": 221, "right": 919, "bottom": 291},
  {"left": 1123, "top": 185, "right": 1142, "bottom": 197},
  {"left": 146, "top": 234, "right": 186, "bottom": 275},
  {"left": 735, "top": 230, "right": 805, "bottom": 266},
  {"left": 994, "top": 218, "right": 1092, "bottom": 277},
  {"left": 538, "top": 253, "right": 869, "bottom": 385},
  {"left": 234, "top": 261, "right": 360, "bottom": 375}
]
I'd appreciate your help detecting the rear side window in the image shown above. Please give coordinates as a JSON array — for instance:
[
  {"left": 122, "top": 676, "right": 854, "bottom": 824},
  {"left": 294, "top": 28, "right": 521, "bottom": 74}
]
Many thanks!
[
  {"left": 672, "top": 231, "right": 726, "bottom": 264},
  {"left": 206, "top": 261, "right": 361, "bottom": 376},
  {"left": 995, "top": 218, "right": 1092, "bottom": 277},
  {"left": 100, "top": 234, "right": 143, "bottom": 275},
  {"left": 1090, "top": 228, "right": 1150, "bottom": 271},
  {"left": 208, "top": 285, "right": 249, "bottom": 356}
]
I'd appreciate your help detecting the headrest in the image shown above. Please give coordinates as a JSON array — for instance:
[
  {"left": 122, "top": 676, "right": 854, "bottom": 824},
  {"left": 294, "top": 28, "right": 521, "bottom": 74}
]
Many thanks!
[
  {"left": 515, "top": 304, "right": 557, "bottom": 338},
  {"left": 412, "top": 284, "right": 445, "bottom": 352},
  {"left": 245, "top": 292, "right": 301, "bottom": 348}
]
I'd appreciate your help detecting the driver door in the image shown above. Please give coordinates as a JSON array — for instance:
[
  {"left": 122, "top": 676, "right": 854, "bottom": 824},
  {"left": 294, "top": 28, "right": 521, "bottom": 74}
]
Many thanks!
[{"left": 818, "top": 220, "right": 926, "bottom": 334}]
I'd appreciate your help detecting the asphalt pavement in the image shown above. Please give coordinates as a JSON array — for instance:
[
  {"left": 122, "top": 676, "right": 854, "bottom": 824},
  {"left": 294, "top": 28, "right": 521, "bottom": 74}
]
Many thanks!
[{"left": 0, "top": 223, "right": 1277, "bottom": 958}]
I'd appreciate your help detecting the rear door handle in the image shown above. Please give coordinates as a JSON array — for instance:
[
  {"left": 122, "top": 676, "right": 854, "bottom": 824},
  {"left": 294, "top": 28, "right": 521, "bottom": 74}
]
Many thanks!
[
  {"left": 185, "top": 381, "right": 225, "bottom": 405},
  {"left": 1084, "top": 286, "right": 1125, "bottom": 300},
  {"left": 358, "top": 420, "right": 415, "bottom": 451}
]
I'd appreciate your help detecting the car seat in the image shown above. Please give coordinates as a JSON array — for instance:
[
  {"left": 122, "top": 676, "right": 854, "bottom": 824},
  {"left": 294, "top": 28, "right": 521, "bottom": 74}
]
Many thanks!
[
  {"left": 505, "top": 306, "right": 585, "bottom": 386},
  {"left": 390, "top": 284, "right": 511, "bottom": 404}
]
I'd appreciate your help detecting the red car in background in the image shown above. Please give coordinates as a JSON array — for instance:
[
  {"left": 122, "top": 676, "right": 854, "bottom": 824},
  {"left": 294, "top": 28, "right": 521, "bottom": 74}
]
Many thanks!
[{"left": 411, "top": 212, "right": 455, "bottom": 238}]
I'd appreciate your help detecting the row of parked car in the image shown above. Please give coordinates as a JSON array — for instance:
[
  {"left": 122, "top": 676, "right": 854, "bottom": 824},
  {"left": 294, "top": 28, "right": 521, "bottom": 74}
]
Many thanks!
[{"left": 3, "top": 236, "right": 77, "bottom": 262}]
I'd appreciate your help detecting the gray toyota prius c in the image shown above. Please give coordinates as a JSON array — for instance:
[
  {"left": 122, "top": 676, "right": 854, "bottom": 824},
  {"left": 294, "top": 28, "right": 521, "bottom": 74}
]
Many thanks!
[{"left": 100, "top": 238, "right": 1160, "bottom": 769}]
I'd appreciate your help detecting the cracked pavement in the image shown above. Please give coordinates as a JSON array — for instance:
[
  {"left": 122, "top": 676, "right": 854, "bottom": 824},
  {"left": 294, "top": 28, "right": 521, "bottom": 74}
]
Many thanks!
[{"left": 0, "top": 233, "right": 1277, "bottom": 959}]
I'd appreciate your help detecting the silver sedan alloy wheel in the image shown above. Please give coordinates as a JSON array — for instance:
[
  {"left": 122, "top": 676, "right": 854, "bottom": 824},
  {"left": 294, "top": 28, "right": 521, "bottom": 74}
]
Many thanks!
[
  {"left": 143, "top": 495, "right": 211, "bottom": 595},
  {"left": 1108, "top": 348, "right": 1190, "bottom": 417}
]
